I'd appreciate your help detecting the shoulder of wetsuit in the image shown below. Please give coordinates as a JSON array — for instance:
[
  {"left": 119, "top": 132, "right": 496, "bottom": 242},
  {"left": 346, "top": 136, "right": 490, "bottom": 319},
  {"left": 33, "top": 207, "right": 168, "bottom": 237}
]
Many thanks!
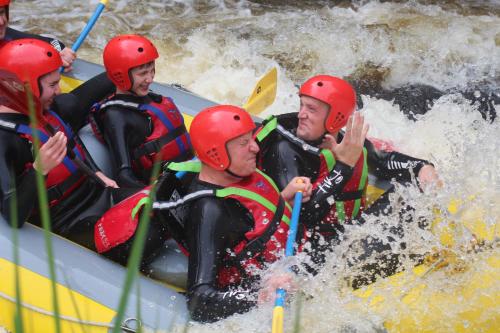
[
  {"left": 52, "top": 94, "right": 81, "bottom": 124},
  {"left": 275, "top": 112, "right": 299, "bottom": 129},
  {"left": 147, "top": 92, "right": 163, "bottom": 103}
]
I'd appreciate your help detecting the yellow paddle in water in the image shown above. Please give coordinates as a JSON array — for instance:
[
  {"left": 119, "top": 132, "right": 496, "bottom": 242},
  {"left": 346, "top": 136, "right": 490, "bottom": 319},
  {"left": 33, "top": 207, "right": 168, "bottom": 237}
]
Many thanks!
[{"left": 243, "top": 67, "right": 278, "bottom": 115}]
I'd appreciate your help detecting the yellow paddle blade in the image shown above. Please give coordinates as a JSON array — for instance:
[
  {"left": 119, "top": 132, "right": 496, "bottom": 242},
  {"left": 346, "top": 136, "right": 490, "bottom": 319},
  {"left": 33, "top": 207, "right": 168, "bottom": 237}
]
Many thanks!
[
  {"left": 271, "top": 305, "right": 284, "bottom": 333},
  {"left": 243, "top": 67, "right": 278, "bottom": 115}
]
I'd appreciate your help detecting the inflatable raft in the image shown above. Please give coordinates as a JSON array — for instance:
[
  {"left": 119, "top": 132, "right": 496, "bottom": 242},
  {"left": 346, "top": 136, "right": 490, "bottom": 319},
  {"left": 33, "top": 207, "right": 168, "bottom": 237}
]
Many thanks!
[{"left": 0, "top": 59, "right": 498, "bottom": 332}]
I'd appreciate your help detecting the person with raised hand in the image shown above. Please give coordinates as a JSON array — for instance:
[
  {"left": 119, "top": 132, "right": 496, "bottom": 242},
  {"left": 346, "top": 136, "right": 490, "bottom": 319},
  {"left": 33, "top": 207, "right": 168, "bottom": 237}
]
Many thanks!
[
  {"left": 0, "top": 39, "right": 115, "bottom": 248},
  {"left": 255, "top": 75, "right": 440, "bottom": 271}
]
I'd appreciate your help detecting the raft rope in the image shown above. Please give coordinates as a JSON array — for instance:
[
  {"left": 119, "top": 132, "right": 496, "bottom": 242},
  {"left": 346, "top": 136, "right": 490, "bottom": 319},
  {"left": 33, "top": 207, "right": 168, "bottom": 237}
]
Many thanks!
[{"left": 0, "top": 290, "right": 139, "bottom": 332}]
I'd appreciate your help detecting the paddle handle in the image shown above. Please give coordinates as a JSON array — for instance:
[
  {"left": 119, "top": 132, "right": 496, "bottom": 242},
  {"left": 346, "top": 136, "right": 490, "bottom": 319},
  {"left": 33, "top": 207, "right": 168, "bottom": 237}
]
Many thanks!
[
  {"left": 271, "top": 189, "right": 303, "bottom": 333},
  {"left": 72, "top": 0, "right": 108, "bottom": 52}
]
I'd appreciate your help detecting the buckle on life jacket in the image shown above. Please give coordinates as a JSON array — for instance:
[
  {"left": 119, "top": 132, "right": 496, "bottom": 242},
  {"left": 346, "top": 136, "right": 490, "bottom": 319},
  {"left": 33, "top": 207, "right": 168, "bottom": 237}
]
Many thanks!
[
  {"left": 131, "top": 125, "right": 187, "bottom": 160},
  {"left": 232, "top": 196, "right": 286, "bottom": 263},
  {"left": 334, "top": 190, "right": 363, "bottom": 202}
]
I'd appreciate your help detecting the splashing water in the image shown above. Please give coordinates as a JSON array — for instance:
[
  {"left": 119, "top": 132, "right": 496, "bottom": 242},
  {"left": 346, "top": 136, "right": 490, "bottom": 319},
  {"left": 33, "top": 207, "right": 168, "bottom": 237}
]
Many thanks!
[{"left": 8, "top": 0, "right": 500, "bottom": 332}]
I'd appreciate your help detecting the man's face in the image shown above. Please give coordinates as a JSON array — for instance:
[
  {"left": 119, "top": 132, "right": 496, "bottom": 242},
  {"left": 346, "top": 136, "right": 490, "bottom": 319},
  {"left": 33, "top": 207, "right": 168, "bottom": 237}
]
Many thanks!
[
  {"left": 226, "top": 131, "right": 260, "bottom": 177},
  {"left": 129, "top": 61, "right": 155, "bottom": 96},
  {"left": 0, "top": 6, "right": 8, "bottom": 40},
  {"left": 39, "top": 70, "right": 61, "bottom": 111},
  {"left": 296, "top": 95, "right": 330, "bottom": 141}
]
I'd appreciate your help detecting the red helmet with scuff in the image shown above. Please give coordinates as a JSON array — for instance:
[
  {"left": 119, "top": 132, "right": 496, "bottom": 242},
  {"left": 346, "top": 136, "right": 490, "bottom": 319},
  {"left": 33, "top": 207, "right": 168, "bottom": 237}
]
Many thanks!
[
  {"left": 0, "top": 39, "right": 62, "bottom": 116},
  {"left": 103, "top": 34, "right": 159, "bottom": 91},
  {"left": 190, "top": 105, "right": 256, "bottom": 171},
  {"left": 299, "top": 75, "right": 357, "bottom": 133}
]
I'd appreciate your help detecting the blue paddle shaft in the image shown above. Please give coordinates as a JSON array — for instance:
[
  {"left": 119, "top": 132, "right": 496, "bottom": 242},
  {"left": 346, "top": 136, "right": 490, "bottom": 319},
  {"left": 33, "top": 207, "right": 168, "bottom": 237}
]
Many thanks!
[
  {"left": 72, "top": 3, "right": 106, "bottom": 52},
  {"left": 273, "top": 191, "right": 303, "bottom": 307},
  {"left": 285, "top": 191, "right": 303, "bottom": 257}
]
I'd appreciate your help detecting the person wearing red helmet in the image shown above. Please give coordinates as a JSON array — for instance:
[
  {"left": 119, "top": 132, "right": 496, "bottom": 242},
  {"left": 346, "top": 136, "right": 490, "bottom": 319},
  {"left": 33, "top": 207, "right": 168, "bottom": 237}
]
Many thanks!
[
  {"left": 93, "top": 105, "right": 312, "bottom": 322},
  {"left": 0, "top": 39, "right": 115, "bottom": 247},
  {"left": 255, "top": 75, "right": 440, "bottom": 270},
  {"left": 179, "top": 105, "right": 311, "bottom": 322},
  {"left": 0, "top": 0, "right": 76, "bottom": 71},
  {"left": 91, "top": 34, "right": 193, "bottom": 190}
]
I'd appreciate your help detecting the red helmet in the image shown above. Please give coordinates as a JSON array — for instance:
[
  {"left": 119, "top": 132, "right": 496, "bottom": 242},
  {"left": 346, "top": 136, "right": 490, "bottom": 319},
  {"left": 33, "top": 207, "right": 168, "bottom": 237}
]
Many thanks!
[
  {"left": 190, "top": 105, "right": 256, "bottom": 171},
  {"left": 1, "top": 0, "right": 10, "bottom": 19},
  {"left": 299, "top": 75, "right": 356, "bottom": 133},
  {"left": 0, "top": 39, "right": 62, "bottom": 98},
  {"left": 103, "top": 34, "right": 159, "bottom": 91}
]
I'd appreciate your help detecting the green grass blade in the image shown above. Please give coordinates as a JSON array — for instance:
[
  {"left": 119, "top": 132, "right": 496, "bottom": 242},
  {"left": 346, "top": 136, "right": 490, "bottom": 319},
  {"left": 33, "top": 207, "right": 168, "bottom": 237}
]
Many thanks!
[
  {"left": 111, "top": 159, "right": 162, "bottom": 333},
  {"left": 26, "top": 88, "right": 61, "bottom": 333},
  {"left": 10, "top": 176, "right": 24, "bottom": 333}
]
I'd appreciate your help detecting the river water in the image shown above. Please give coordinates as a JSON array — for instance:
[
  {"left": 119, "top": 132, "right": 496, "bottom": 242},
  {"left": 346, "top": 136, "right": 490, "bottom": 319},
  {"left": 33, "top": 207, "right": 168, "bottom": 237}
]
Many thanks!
[{"left": 8, "top": 1, "right": 500, "bottom": 332}]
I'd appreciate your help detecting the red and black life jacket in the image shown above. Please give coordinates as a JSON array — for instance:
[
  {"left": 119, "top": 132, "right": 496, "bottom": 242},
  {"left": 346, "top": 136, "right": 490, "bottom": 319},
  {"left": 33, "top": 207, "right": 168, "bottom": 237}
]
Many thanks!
[
  {"left": 94, "top": 161, "right": 298, "bottom": 288},
  {"left": 254, "top": 114, "right": 369, "bottom": 227},
  {"left": 90, "top": 94, "right": 192, "bottom": 171},
  {"left": 0, "top": 111, "right": 87, "bottom": 206}
]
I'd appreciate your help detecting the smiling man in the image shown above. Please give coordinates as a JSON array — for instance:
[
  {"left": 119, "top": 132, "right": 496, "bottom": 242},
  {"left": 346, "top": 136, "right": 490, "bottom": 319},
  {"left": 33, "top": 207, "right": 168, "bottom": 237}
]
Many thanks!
[
  {"left": 91, "top": 34, "right": 193, "bottom": 189},
  {"left": 255, "top": 75, "right": 440, "bottom": 267}
]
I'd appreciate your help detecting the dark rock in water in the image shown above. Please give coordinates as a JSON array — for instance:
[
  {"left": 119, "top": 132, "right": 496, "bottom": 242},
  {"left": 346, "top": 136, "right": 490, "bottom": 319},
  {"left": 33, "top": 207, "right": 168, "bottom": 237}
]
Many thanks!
[{"left": 352, "top": 81, "right": 498, "bottom": 122}]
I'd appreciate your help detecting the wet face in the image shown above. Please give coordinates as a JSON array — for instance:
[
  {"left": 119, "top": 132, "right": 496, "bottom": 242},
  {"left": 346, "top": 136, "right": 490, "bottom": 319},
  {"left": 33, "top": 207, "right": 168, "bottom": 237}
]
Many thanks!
[
  {"left": 226, "top": 131, "right": 260, "bottom": 177},
  {"left": 129, "top": 61, "right": 155, "bottom": 96},
  {"left": 297, "top": 95, "right": 330, "bottom": 141},
  {"left": 0, "top": 6, "right": 8, "bottom": 40},
  {"left": 39, "top": 70, "right": 61, "bottom": 112}
]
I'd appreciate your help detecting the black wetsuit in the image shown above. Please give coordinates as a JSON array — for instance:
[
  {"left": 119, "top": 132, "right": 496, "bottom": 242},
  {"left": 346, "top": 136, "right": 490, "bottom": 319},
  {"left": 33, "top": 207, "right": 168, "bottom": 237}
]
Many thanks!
[
  {"left": 259, "top": 113, "right": 429, "bottom": 227},
  {"left": 258, "top": 113, "right": 431, "bottom": 285},
  {"left": 0, "top": 76, "right": 114, "bottom": 247},
  {"left": 92, "top": 93, "right": 193, "bottom": 190},
  {"left": 184, "top": 177, "right": 259, "bottom": 323},
  {"left": 2, "top": 27, "right": 66, "bottom": 50}
]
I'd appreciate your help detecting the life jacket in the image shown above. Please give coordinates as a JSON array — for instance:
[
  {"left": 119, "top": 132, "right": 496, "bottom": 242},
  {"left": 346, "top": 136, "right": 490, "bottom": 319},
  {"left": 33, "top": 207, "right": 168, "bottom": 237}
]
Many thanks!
[
  {"left": 90, "top": 94, "right": 192, "bottom": 171},
  {"left": 0, "top": 112, "right": 87, "bottom": 206},
  {"left": 94, "top": 161, "right": 298, "bottom": 288},
  {"left": 254, "top": 114, "right": 369, "bottom": 229}
]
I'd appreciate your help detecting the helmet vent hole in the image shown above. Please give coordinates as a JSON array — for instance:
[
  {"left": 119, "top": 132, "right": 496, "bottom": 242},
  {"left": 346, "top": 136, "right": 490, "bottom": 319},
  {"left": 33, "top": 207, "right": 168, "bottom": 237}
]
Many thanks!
[
  {"left": 317, "top": 82, "right": 323, "bottom": 87},
  {"left": 233, "top": 115, "right": 240, "bottom": 121},
  {"left": 138, "top": 47, "right": 144, "bottom": 53},
  {"left": 47, "top": 51, "right": 53, "bottom": 57}
]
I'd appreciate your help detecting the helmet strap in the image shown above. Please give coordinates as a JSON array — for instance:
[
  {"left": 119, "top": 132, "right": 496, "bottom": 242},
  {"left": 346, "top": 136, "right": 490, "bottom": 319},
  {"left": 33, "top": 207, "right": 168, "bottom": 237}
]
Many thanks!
[{"left": 225, "top": 167, "right": 245, "bottom": 179}]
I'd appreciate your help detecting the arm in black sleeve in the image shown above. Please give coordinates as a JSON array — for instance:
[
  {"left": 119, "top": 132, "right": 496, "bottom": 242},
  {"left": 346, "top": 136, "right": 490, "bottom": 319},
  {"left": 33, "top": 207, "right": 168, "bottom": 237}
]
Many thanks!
[
  {"left": 0, "top": 134, "right": 37, "bottom": 227},
  {"left": 5, "top": 27, "right": 66, "bottom": 50},
  {"left": 101, "top": 108, "right": 144, "bottom": 188},
  {"left": 260, "top": 139, "right": 353, "bottom": 227},
  {"left": 365, "top": 139, "right": 431, "bottom": 183},
  {"left": 186, "top": 198, "right": 257, "bottom": 322},
  {"left": 69, "top": 72, "right": 115, "bottom": 126}
]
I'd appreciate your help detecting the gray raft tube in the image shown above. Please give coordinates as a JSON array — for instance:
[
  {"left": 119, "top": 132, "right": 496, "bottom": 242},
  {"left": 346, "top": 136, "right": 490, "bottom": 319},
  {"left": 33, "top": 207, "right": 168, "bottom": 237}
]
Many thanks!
[{"left": 0, "top": 218, "right": 190, "bottom": 332}]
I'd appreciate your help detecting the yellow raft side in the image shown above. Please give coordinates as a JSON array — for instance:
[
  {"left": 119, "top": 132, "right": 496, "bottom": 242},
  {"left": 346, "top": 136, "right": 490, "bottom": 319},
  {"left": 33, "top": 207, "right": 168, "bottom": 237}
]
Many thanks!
[
  {"left": 0, "top": 258, "right": 116, "bottom": 332},
  {"left": 351, "top": 250, "right": 500, "bottom": 332}
]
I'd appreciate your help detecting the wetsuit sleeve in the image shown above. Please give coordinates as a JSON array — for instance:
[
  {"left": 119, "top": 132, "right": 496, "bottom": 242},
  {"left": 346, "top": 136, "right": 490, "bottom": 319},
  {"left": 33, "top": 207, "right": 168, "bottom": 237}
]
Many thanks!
[
  {"left": 101, "top": 107, "right": 144, "bottom": 188},
  {"left": 69, "top": 72, "right": 115, "bottom": 129},
  {"left": 365, "top": 139, "right": 431, "bottom": 183},
  {"left": 5, "top": 27, "right": 66, "bottom": 50},
  {"left": 261, "top": 139, "right": 353, "bottom": 227},
  {"left": 0, "top": 134, "right": 37, "bottom": 227},
  {"left": 185, "top": 197, "right": 257, "bottom": 322}
]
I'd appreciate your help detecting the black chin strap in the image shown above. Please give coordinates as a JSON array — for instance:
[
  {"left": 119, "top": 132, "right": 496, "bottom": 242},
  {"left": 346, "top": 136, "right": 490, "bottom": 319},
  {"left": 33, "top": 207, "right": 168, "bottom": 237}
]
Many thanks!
[{"left": 225, "top": 167, "right": 245, "bottom": 179}]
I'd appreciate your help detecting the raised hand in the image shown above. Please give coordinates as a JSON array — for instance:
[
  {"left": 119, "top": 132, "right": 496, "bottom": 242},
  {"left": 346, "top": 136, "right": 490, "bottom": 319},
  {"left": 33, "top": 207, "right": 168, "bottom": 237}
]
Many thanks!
[
  {"left": 321, "top": 112, "right": 369, "bottom": 167},
  {"left": 34, "top": 131, "right": 67, "bottom": 175}
]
